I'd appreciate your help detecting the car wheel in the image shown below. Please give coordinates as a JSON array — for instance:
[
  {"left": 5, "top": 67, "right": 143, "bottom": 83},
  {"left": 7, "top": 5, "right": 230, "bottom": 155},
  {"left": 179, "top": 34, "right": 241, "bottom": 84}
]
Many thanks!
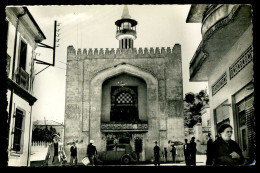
[{"left": 122, "top": 156, "right": 131, "bottom": 165}]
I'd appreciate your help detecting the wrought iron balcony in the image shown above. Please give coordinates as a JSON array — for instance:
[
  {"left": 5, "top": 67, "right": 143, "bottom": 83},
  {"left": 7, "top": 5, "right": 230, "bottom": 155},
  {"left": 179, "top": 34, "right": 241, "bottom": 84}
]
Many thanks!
[
  {"left": 16, "top": 67, "right": 29, "bottom": 91},
  {"left": 101, "top": 122, "right": 148, "bottom": 132}
]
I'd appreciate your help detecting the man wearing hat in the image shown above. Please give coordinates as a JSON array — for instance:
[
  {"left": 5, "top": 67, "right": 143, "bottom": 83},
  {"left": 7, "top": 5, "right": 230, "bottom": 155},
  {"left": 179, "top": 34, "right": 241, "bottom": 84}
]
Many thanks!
[
  {"left": 153, "top": 141, "right": 160, "bottom": 166},
  {"left": 86, "top": 140, "right": 97, "bottom": 166},
  {"left": 70, "top": 141, "right": 77, "bottom": 165},
  {"left": 46, "top": 134, "right": 67, "bottom": 166}
]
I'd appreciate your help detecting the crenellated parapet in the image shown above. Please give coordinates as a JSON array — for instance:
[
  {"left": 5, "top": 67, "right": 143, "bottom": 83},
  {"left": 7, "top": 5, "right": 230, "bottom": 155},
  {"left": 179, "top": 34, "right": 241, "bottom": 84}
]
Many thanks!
[{"left": 67, "top": 44, "right": 181, "bottom": 61}]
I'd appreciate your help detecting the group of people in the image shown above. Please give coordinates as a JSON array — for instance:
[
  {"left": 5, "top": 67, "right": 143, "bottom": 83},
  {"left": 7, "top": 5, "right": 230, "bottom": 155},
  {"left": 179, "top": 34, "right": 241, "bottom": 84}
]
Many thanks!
[
  {"left": 183, "top": 124, "right": 245, "bottom": 166},
  {"left": 46, "top": 124, "right": 244, "bottom": 166},
  {"left": 153, "top": 141, "right": 178, "bottom": 166},
  {"left": 183, "top": 137, "right": 197, "bottom": 165},
  {"left": 45, "top": 134, "right": 97, "bottom": 166},
  {"left": 206, "top": 124, "right": 244, "bottom": 166},
  {"left": 153, "top": 124, "right": 245, "bottom": 166}
]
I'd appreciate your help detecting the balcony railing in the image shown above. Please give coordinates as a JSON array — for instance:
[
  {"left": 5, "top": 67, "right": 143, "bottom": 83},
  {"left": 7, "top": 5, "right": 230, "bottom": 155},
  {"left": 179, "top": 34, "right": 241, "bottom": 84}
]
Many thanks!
[
  {"left": 101, "top": 122, "right": 148, "bottom": 132},
  {"left": 16, "top": 67, "right": 29, "bottom": 91},
  {"left": 116, "top": 29, "right": 136, "bottom": 38}
]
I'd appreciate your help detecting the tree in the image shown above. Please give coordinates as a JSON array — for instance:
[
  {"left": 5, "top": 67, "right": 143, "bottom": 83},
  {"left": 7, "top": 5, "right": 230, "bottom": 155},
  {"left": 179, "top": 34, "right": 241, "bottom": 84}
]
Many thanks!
[
  {"left": 32, "top": 126, "right": 58, "bottom": 142},
  {"left": 184, "top": 89, "right": 209, "bottom": 128}
]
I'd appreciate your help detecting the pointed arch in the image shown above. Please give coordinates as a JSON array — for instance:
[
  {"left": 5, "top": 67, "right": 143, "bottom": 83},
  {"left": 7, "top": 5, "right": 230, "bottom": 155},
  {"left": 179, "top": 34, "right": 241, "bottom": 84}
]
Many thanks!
[{"left": 88, "top": 63, "right": 159, "bottom": 149}]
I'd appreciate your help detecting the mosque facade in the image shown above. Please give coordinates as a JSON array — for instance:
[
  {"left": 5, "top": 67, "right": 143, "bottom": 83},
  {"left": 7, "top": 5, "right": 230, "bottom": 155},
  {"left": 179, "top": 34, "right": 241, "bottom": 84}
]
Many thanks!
[{"left": 64, "top": 6, "right": 185, "bottom": 162}]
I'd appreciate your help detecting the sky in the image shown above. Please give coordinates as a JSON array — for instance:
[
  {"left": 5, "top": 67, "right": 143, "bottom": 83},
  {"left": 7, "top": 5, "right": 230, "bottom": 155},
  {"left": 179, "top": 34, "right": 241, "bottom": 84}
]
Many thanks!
[{"left": 25, "top": 5, "right": 208, "bottom": 123}]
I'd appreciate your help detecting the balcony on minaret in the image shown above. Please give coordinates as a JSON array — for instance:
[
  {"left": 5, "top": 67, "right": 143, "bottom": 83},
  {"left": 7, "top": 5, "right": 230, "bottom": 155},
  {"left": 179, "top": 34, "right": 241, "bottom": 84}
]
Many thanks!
[
  {"left": 116, "top": 22, "right": 137, "bottom": 40},
  {"left": 115, "top": 5, "right": 138, "bottom": 49}
]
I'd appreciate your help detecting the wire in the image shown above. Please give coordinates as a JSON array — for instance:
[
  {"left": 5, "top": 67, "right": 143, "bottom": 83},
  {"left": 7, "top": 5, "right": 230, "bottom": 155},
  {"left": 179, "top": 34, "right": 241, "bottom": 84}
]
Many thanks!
[
  {"left": 59, "top": 61, "right": 68, "bottom": 65},
  {"left": 54, "top": 66, "right": 66, "bottom": 70}
]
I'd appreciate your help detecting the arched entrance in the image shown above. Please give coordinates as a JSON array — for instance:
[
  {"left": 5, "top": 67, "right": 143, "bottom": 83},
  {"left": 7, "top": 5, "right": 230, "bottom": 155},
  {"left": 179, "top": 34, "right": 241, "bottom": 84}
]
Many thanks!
[{"left": 89, "top": 63, "right": 159, "bottom": 155}]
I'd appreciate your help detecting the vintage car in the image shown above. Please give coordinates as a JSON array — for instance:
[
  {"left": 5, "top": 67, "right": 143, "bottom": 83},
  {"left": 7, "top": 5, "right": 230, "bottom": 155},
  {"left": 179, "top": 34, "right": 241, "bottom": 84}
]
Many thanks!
[{"left": 98, "top": 143, "right": 138, "bottom": 164}]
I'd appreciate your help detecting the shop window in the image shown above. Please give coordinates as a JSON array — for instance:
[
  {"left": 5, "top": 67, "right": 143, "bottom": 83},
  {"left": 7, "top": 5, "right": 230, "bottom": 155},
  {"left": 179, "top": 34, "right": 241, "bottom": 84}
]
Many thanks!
[{"left": 215, "top": 100, "right": 230, "bottom": 133}]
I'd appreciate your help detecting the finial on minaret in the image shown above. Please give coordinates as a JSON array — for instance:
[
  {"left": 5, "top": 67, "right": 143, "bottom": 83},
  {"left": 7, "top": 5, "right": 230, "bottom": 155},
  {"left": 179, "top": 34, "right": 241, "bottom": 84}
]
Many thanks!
[{"left": 122, "top": 5, "right": 131, "bottom": 19}]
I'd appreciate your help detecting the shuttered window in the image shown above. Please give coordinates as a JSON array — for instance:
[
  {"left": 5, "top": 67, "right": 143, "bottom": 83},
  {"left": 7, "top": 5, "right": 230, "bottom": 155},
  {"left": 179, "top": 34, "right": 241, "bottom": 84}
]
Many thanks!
[
  {"left": 245, "top": 96, "right": 255, "bottom": 161},
  {"left": 12, "top": 109, "right": 24, "bottom": 153},
  {"left": 236, "top": 95, "right": 255, "bottom": 162}
]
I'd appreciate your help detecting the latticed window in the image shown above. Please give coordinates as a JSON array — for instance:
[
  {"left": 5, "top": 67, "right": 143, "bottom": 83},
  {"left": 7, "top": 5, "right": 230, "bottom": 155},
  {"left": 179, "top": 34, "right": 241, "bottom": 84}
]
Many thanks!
[
  {"left": 110, "top": 86, "right": 139, "bottom": 122},
  {"left": 116, "top": 92, "right": 133, "bottom": 104}
]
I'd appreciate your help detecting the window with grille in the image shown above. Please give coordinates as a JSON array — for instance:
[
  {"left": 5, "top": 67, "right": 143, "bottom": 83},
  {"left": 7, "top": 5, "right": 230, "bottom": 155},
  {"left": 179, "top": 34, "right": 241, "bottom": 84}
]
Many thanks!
[
  {"left": 12, "top": 109, "right": 24, "bottom": 153},
  {"left": 116, "top": 92, "right": 133, "bottom": 104},
  {"left": 110, "top": 86, "right": 138, "bottom": 122}
]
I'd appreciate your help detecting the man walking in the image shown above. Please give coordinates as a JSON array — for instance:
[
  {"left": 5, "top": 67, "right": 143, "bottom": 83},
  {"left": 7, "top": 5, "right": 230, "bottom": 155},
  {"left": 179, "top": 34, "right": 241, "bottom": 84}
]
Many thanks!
[
  {"left": 87, "top": 140, "right": 97, "bottom": 166},
  {"left": 153, "top": 141, "right": 160, "bottom": 166},
  {"left": 70, "top": 141, "right": 77, "bottom": 165}
]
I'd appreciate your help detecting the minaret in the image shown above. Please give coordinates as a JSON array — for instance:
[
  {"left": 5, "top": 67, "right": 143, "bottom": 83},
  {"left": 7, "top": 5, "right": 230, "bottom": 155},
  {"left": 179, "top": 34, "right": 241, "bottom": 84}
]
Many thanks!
[{"left": 115, "top": 5, "right": 138, "bottom": 49}]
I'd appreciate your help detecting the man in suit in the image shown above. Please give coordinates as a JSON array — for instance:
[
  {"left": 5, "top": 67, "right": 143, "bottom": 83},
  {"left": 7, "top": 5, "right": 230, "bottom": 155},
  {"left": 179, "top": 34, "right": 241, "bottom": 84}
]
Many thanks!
[
  {"left": 46, "top": 134, "right": 67, "bottom": 166},
  {"left": 190, "top": 137, "right": 197, "bottom": 165},
  {"left": 153, "top": 141, "right": 160, "bottom": 166},
  {"left": 206, "top": 133, "right": 214, "bottom": 165},
  {"left": 183, "top": 139, "right": 190, "bottom": 165}
]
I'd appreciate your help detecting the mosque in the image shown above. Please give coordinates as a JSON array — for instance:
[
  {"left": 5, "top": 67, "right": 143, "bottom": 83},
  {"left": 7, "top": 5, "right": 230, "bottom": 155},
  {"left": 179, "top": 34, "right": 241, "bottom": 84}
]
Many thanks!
[{"left": 64, "top": 6, "right": 185, "bottom": 162}]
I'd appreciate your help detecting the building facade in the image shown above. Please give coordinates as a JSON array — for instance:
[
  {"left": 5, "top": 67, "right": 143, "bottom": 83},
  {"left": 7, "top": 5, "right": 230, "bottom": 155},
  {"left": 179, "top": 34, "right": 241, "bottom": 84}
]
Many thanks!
[
  {"left": 64, "top": 6, "right": 185, "bottom": 162},
  {"left": 186, "top": 4, "right": 254, "bottom": 163},
  {"left": 6, "top": 7, "right": 46, "bottom": 166}
]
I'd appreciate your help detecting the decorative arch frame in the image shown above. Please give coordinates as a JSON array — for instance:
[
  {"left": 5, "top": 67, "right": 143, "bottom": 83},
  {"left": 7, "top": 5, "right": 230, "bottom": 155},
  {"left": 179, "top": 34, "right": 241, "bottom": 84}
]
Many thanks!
[{"left": 89, "top": 63, "right": 159, "bottom": 149}]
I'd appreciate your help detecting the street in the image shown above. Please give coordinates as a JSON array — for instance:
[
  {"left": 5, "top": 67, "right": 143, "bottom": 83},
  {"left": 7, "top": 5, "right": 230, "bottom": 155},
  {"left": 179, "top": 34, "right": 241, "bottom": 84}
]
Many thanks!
[{"left": 63, "top": 155, "right": 206, "bottom": 167}]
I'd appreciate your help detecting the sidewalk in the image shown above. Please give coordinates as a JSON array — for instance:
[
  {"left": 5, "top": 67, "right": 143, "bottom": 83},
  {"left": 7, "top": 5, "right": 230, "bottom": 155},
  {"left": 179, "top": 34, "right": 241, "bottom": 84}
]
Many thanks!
[{"left": 63, "top": 154, "right": 207, "bottom": 167}]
